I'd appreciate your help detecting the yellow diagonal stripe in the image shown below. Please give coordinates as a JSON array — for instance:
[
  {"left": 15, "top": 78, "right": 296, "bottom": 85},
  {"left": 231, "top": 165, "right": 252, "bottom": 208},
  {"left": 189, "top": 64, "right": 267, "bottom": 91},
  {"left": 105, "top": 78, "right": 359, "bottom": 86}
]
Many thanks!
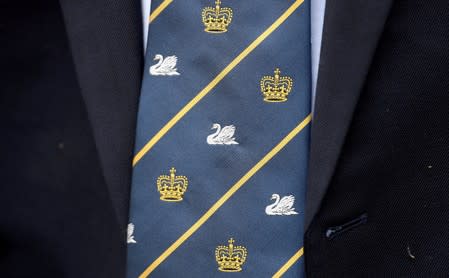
[
  {"left": 138, "top": 115, "right": 311, "bottom": 278},
  {"left": 272, "top": 247, "right": 305, "bottom": 278},
  {"left": 133, "top": 0, "right": 305, "bottom": 166},
  {"left": 149, "top": 0, "right": 173, "bottom": 23}
]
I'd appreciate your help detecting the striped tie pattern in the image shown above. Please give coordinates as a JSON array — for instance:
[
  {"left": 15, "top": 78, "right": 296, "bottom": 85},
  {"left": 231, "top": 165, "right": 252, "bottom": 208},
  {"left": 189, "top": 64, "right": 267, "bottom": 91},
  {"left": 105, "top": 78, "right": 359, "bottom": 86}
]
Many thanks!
[{"left": 127, "top": 0, "right": 311, "bottom": 277}]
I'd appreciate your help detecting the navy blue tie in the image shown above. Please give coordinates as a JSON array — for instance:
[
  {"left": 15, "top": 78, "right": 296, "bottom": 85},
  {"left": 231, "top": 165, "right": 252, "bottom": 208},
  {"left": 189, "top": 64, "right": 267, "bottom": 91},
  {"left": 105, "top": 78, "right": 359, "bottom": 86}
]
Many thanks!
[{"left": 127, "top": 0, "right": 311, "bottom": 277}]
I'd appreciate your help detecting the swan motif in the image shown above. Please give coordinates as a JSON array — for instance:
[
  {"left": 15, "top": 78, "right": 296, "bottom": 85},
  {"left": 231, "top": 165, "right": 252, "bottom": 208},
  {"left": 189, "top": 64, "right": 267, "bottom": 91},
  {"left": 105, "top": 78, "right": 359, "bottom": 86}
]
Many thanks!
[
  {"left": 127, "top": 223, "right": 137, "bottom": 244},
  {"left": 265, "top": 194, "right": 299, "bottom": 216},
  {"left": 149, "top": 54, "right": 180, "bottom": 76},
  {"left": 207, "top": 123, "right": 239, "bottom": 145}
]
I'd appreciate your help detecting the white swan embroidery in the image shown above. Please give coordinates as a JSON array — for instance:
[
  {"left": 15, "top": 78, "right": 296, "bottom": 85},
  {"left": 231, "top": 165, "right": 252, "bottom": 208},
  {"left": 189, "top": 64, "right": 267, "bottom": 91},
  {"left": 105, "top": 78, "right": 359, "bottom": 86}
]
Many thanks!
[
  {"left": 127, "top": 223, "right": 137, "bottom": 244},
  {"left": 207, "top": 123, "right": 239, "bottom": 145},
  {"left": 265, "top": 194, "right": 299, "bottom": 216},
  {"left": 149, "top": 54, "right": 180, "bottom": 76}
]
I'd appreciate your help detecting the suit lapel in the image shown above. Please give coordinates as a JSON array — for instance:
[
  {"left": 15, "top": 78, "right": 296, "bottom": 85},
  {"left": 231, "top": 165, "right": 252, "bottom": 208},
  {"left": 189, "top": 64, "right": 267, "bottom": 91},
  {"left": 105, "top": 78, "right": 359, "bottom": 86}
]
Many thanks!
[
  {"left": 59, "top": 0, "right": 143, "bottom": 230},
  {"left": 305, "top": 0, "right": 394, "bottom": 229}
]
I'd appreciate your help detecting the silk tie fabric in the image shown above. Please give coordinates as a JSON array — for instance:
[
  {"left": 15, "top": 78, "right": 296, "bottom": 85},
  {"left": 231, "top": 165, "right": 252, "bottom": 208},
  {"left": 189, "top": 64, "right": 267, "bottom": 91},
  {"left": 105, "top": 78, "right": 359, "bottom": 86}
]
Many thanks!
[{"left": 127, "top": 0, "right": 311, "bottom": 277}]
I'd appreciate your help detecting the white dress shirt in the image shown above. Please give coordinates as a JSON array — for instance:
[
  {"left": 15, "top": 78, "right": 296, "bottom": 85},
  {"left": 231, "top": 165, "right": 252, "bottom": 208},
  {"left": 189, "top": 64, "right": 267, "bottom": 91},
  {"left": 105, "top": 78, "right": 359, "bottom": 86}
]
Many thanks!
[{"left": 142, "top": 0, "right": 326, "bottom": 101}]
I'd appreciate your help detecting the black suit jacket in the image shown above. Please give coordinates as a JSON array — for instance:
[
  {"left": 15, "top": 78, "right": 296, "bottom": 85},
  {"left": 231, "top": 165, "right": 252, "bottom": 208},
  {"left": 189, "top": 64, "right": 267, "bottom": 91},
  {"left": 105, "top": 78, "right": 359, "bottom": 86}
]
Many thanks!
[{"left": 1, "top": 0, "right": 449, "bottom": 277}]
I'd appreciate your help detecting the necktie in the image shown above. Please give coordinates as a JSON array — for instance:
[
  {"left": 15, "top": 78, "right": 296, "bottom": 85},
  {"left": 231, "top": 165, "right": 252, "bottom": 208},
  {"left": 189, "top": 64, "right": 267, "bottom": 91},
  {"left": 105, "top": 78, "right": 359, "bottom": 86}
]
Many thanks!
[{"left": 127, "top": 0, "right": 311, "bottom": 277}]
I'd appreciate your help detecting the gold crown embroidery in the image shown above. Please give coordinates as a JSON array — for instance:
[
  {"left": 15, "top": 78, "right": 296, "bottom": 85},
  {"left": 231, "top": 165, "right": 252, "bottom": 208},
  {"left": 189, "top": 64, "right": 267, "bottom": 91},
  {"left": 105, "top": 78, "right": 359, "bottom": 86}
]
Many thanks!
[
  {"left": 215, "top": 238, "right": 247, "bottom": 272},
  {"left": 156, "top": 167, "right": 188, "bottom": 202},
  {"left": 202, "top": 0, "right": 233, "bottom": 33},
  {"left": 260, "top": 68, "right": 293, "bottom": 102}
]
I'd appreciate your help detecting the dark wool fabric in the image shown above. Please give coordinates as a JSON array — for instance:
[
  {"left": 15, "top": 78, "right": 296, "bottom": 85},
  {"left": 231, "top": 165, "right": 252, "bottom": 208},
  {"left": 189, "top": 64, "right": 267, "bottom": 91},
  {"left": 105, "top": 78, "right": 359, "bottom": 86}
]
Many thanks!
[
  {"left": 0, "top": 1, "right": 140, "bottom": 277},
  {"left": 305, "top": 0, "right": 449, "bottom": 276}
]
